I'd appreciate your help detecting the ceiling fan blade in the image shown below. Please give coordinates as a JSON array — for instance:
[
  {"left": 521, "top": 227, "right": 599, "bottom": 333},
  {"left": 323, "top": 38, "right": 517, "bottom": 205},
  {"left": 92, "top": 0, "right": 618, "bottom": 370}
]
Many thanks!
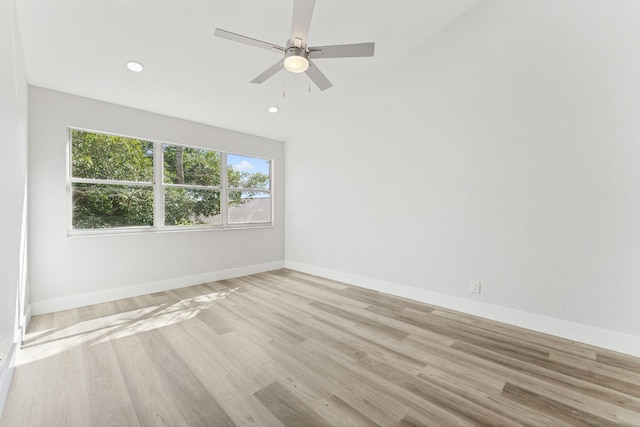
[
  {"left": 250, "top": 58, "right": 285, "bottom": 84},
  {"left": 291, "top": 0, "right": 315, "bottom": 44},
  {"left": 305, "top": 60, "right": 332, "bottom": 91},
  {"left": 309, "top": 42, "right": 375, "bottom": 59},
  {"left": 214, "top": 28, "right": 284, "bottom": 52}
]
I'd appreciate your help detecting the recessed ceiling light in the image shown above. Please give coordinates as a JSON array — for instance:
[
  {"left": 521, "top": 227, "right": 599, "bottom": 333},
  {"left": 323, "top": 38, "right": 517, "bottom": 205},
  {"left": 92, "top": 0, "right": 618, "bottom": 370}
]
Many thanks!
[
  {"left": 126, "top": 61, "right": 144, "bottom": 72},
  {"left": 268, "top": 106, "right": 279, "bottom": 113}
]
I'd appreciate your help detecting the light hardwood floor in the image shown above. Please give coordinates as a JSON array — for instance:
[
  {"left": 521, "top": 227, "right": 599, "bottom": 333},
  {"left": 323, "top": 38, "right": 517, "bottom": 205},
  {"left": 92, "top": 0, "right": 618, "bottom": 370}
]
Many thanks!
[{"left": 1, "top": 269, "right": 640, "bottom": 426}]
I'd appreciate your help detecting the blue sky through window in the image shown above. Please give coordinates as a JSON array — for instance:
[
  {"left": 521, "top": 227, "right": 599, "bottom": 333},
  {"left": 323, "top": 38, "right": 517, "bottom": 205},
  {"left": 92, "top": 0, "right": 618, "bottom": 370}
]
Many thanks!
[{"left": 227, "top": 154, "right": 270, "bottom": 175}]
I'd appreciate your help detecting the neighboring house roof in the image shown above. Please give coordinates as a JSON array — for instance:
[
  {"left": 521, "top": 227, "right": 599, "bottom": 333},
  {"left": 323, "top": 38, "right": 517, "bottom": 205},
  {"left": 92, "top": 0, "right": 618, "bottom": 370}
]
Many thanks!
[{"left": 228, "top": 197, "right": 271, "bottom": 224}]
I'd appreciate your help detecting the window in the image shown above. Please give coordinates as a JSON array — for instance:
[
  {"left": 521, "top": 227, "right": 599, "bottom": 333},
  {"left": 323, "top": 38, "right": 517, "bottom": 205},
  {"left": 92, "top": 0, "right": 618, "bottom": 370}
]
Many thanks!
[
  {"left": 163, "top": 144, "right": 222, "bottom": 227},
  {"left": 227, "top": 154, "right": 271, "bottom": 225},
  {"left": 69, "top": 129, "right": 272, "bottom": 233},
  {"left": 70, "top": 130, "right": 154, "bottom": 229}
]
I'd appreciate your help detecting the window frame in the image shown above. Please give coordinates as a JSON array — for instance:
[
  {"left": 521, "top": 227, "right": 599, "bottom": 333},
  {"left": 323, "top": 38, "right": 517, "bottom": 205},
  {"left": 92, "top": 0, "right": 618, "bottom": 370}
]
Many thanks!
[
  {"left": 161, "top": 143, "right": 223, "bottom": 229},
  {"left": 67, "top": 127, "right": 274, "bottom": 236},
  {"left": 226, "top": 153, "right": 273, "bottom": 226}
]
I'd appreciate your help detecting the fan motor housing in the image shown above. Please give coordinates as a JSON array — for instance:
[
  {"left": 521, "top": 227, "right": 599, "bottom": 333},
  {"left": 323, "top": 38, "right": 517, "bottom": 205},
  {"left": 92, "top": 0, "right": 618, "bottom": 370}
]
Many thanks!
[{"left": 285, "top": 46, "right": 307, "bottom": 59}]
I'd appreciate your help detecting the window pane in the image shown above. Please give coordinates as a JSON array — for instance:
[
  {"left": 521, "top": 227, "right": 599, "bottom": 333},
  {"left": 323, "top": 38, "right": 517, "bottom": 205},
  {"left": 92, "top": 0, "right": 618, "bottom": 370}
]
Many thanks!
[
  {"left": 163, "top": 144, "right": 220, "bottom": 186},
  {"left": 71, "top": 130, "right": 153, "bottom": 182},
  {"left": 72, "top": 183, "right": 153, "bottom": 229},
  {"left": 228, "top": 191, "right": 271, "bottom": 224},
  {"left": 227, "top": 154, "right": 270, "bottom": 190},
  {"left": 164, "top": 187, "right": 221, "bottom": 226}
]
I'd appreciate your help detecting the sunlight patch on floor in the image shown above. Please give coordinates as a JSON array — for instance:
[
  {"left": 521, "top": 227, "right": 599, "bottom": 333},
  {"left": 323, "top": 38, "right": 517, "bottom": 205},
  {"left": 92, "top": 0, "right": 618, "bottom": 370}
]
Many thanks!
[{"left": 17, "top": 287, "right": 237, "bottom": 366}]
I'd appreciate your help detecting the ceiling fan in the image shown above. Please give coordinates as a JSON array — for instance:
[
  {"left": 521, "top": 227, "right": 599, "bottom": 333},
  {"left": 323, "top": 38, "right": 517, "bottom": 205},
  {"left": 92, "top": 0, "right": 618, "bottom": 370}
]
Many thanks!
[{"left": 214, "top": 0, "right": 375, "bottom": 91}]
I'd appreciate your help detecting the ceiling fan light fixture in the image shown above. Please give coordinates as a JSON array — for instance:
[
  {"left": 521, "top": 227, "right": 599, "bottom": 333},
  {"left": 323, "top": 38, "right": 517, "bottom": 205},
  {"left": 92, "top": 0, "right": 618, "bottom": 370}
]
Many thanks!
[
  {"left": 284, "top": 55, "right": 308, "bottom": 73},
  {"left": 284, "top": 47, "right": 309, "bottom": 73}
]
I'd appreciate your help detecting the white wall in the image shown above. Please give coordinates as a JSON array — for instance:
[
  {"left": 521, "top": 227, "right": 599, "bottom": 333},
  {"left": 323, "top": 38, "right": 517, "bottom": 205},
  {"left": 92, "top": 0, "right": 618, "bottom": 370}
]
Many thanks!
[
  {"left": 285, "top": 0, "right": 640, "bottom": 354},
  {"left": 29, "top": 87, "right": 284, "bottom": 314},
  {"left": 0, "top": 0, "right": 28, "bottom": 414}
]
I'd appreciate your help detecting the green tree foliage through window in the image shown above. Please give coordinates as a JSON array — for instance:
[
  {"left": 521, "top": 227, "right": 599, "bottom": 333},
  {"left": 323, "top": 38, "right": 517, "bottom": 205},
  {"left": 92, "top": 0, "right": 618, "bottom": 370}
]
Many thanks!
[
  {"left": 71, "top": 130, "right": 154, "bottom": 229},
  {"left": 72, "top": 130, "right": 153, "bottom": 181},
  {"left": 163, "top": 145, "right": 220, "bottom": 186}
]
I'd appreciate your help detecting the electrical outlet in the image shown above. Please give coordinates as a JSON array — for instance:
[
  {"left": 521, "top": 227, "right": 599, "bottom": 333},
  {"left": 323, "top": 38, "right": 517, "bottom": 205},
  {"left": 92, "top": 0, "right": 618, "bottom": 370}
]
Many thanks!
[{"left": 470, "top": 280, "right": 481, "bottom": 294}]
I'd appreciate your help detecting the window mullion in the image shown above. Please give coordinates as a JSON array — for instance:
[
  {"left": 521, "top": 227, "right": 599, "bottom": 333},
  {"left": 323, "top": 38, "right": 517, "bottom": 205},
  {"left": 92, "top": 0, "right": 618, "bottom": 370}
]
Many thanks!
[
  {"left": 70, "top": 177, "right": 154, "bottom": 187},
  {"left": 164, "top": 183, "right": 222, "bottom": 191},
  {"left": 227, "top": 187, "right": 270, "bottom": 193},
  {"left": 154, "top": 141, "right": 164, "bottom": 229},
  {"left": 221, "top": 152, "right": 228, "bottom": 226}
]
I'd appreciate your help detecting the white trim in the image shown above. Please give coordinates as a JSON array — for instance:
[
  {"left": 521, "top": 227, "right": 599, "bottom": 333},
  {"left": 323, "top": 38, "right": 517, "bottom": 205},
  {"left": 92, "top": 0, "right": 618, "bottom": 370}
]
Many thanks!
[
  {"left": 221, "top": 152, "right": 229, "bottom": 226},
  {"left": 153, "top": 136, "right": 163, "bottom": 228},
  {"left": 0, "top": 343, "right": 16, "bottom": 418},
  {"left": 23, "top": 304, "right": 32, "bottom": 339},
  {"left": 285, "top": 261, "right": 640, "bottom": 358},
  {"left": 31, "top": 261, "right": 285, "bottom": 315}
]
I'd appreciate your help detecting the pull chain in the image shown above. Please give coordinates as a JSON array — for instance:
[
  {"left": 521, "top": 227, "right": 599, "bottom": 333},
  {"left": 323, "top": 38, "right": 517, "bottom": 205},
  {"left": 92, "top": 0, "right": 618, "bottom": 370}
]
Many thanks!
[{"left": 282, "top": 70, "right": 286, "bottom": 98}]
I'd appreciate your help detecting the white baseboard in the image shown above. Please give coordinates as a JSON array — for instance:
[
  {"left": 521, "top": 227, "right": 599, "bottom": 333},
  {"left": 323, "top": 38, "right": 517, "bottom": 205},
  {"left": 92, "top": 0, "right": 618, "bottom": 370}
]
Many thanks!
[
  {"left": 285, "top": 261, "right": 640, "bottom": 358},
  {"left": 30, "top": 261, "right": 285, "bottom": 316},
  {"left": 0, "top": 343, "right": 16, "bottom": 419}
]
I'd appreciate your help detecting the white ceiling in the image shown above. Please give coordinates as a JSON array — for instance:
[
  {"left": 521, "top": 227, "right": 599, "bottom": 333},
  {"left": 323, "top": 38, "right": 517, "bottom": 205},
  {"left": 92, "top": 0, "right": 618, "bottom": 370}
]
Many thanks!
[{"left": 16, "top": 0, "right": 479, "bottom": 141}]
